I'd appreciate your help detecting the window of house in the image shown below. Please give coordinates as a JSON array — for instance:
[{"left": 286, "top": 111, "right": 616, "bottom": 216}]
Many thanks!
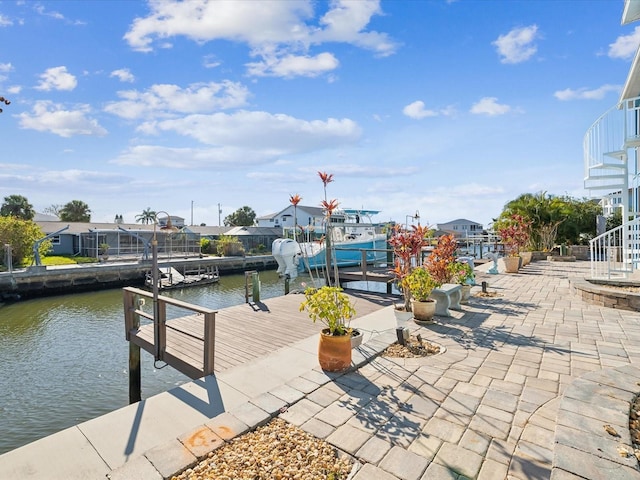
[{"left": 51, "top": 235, "right": 61, "bottom": 245}]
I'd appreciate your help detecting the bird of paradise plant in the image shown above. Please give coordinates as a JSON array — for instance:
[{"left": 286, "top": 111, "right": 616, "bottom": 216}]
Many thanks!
[
  {"left": 290, "top": 194, "right": 302, "bottom": 241},
  {"left": 318, "top": 171, "right": 334, "bottom": 202}
]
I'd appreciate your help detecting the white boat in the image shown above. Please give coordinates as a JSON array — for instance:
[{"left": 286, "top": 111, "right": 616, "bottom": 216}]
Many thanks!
[{"left": 272, "top": 209, "right": 387, "bottom": 279}]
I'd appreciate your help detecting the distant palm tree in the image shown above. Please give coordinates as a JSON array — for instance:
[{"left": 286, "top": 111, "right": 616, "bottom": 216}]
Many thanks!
[
  {"left": 59, "top": 200, "right": 91, "bottom": 222},
  {"left": 136, "top": 208, "right": 156, "bottom": 225},
  {"left": 0, "top": 194, "right": 35, "bottom": 220}
]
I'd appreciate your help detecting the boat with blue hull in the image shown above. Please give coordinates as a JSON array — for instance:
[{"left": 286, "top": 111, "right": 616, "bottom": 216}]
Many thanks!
[{"left": 272, "top": 209, "right": 387, "bottom": 279}]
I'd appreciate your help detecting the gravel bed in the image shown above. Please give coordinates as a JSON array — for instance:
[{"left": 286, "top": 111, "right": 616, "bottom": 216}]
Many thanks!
[
  {"left": 171, "top": 418, "right": 353, "bottom": 480},
  {"left": 382, "top": 335, "right": 440, "bottom": 358}
]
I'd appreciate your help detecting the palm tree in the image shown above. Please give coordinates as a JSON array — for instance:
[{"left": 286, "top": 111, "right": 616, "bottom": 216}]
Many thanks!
[
  {"left": 0, "top": 194, "right": 35, "bottom": 220},
  {"left": 59, "top": 200, "right": 91, "bottom": 222},
  {"left": 136, "top": 208, "right": 157, "bottom": 225}
]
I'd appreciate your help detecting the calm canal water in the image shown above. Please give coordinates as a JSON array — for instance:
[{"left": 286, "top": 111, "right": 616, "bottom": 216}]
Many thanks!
[{"left": 0, "top": 269, "right": 316, "bottom": 455}]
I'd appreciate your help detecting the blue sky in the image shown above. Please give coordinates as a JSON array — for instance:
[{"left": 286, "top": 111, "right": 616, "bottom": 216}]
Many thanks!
[{"left": 0, "top": 0, "right": 637, "bottom": 228}]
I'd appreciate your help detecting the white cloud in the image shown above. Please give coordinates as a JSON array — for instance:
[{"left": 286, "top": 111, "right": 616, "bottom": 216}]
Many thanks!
[
  {"left": 17, "top": 101, "right": 107, "bottom": 137},
  {"left": 34, "top": 4, "right": 64, "bottom": 20},
  {"left": 470, "top": 97, "right": 512, "bottom": 116},
  {"left": 142, "top": 110, "right": 361, "bottom": 151},
  {"left": 7, "top": 85, "right": 21, "bottom": 94},
  {"left": 35, "top": 66, "right": 77, "bottom": 91},
  {"left": 104, "top": 81, "right": 250, "bottom": 119},
  {"left": 113, "top": 110, "right": 361, "bottom": 169},
  {"left": 554, "top": 84, "right": 620, "bottom": 101},
  {"left": 402, "top": 100, "right": 440, "bottom": 119},
  {"left": 608, "top": 26, "right": 640, "bottom": 60},
  {"left": 113, "top": 145, "right": 272, "bottom": 168},
  {"left": 312, "top": 0, "right": 398, "bottom": 57},
  {"left": 0, "top": 14, "right": 13, "bottom": 27},
  {"left": 246, "top": 52, "right": 339, "bottom": 78},
  {"left": 492, "top": 25, "right": 539, "bottom": 64},
  {"left": 124, "top": 0, "right": 396, "bottom": 78},
  {"left": 0, "top": 62, "right": 12, "bottom": 83},
  {"left": 124, "top": 0, "right": 315, "bottom": 52},
  {"left": 110, "top": 68, "right": 135, "bottom": 83},
  {"left": 203, "top": 54, "right": 221, "bottom": 69}
]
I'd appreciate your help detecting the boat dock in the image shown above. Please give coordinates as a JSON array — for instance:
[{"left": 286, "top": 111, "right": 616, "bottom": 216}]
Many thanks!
[
  {"left": 144, "top": 266, "right": 220, "bottom": 291},
  {"left": 124, "top": 287, "right": 396, "bottom": 384}
]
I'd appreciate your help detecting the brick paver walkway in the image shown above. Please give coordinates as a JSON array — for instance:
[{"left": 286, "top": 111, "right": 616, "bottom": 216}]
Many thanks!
[{"left": 279, "top": 260, "right": 640, "bottom": 479}]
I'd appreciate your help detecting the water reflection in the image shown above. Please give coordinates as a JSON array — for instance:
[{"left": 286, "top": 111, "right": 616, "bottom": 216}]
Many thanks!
[{"left": 0, "top": 269, "right": 307, "bottom": 455}]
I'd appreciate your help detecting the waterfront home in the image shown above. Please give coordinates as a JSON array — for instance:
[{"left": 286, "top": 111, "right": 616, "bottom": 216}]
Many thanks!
[
  {"left": 435, "top": 219, "right": 485, "bottom": 238},
  {"left": 256, "top": 205, "right": 326, "bottom": 230}
]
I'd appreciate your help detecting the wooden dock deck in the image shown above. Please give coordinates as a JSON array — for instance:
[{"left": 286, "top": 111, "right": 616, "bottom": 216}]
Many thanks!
[{"left": 124, "top": 288, "right": 396, "bottom": 380}]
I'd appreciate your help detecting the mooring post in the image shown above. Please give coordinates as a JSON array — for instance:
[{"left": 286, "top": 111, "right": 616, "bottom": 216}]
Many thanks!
[
  {"left": 127, "top": 292, "right": 141, "bottom": 404},
  {"left": 129, "top": 342, "right": 141, "bottom": 404},
  {"left": 252, "top": 271, "right": 260, "bottom": 303},
  {"left": 284, "top": 274, "right": 290, "bottom": 295}
]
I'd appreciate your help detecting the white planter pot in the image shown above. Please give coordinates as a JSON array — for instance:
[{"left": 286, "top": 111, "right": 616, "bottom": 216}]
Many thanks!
[
  {"left": 393, "top": 304, "right": 413, "bottom": 326},
  {"left": 351, "top": 329, "right": 363, "bottom": 349},
  {"left": 460, "top": 284, "right": 471, "bottom": 304},
  {"left": 411, "top": 299, "right": 436, "bottom": 324}
]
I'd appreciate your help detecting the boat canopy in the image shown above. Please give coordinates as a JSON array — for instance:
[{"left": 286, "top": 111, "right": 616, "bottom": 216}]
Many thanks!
[{"left": 342, "top": 209, "right": 380, "bottom": 216}]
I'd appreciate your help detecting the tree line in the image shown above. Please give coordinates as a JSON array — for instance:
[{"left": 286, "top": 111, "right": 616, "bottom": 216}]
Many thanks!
[
  {"left": 0, "top": 194, "right": 258, "bottom": 226},
  {"left": 494, "top": 192, "right": 607, "bottom": 251}
]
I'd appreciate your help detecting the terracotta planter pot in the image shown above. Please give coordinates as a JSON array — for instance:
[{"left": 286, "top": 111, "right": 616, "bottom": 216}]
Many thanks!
[
  {"left": 520, "top": 251, "right": 532, "bottom": 266},
  {"left": 503, "top": 256, "right": 521, "bottom": 273},
  {"left": 318, "top": 329, "right": 352, "bottom": 372},
  {"left": 411, "top": 299, "right": 436, "bottom": 324}
]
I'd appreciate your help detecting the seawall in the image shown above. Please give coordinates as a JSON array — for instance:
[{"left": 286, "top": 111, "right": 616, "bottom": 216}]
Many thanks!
[{"left": 0, "top": 255, "right": 277, "bottom": 300}]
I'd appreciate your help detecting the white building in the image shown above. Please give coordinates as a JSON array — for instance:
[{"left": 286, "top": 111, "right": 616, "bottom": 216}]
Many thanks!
[
  {"left": 435, "top": 219, "right": 484, "bottom": 237},
  {"left": 584, "top": 0, "right": 640, "bottom": 277},
  {"left": 256, "top": 205, "right": 325, "bottom": 229}
]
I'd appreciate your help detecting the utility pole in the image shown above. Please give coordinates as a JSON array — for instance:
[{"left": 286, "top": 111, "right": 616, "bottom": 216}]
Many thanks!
[{"left": 218, "top": 203, "right": 222, "bottom": 226}]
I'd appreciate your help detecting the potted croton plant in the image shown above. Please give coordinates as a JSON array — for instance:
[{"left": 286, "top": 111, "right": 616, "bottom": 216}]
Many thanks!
[
  {"left": 388, "top": 223, "right": 430, "bottom": 324},
  {"left": 402, "top": 266, "right": 439, "bottom": 324},
  {"left": 496, "top": 214, "right": 532, "bottom": 273},
  {"left": 299, "top": 285, "right": 356, "bottom": 371}
]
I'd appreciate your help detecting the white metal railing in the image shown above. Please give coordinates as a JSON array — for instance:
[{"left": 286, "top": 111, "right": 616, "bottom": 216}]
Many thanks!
[
  {"left": 590, "top": 217, "right": 640, "bottom": 279},
  {"left": 584, "top": 103, "right": 624, "bottom": 174},
  {"left": 583, "top": 95, "right": 640, "bottom": 192}
]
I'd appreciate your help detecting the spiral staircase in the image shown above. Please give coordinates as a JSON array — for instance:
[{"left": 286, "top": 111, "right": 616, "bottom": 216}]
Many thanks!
[{"left": 584, "top": 97, "right": 640, "bottom": 278}]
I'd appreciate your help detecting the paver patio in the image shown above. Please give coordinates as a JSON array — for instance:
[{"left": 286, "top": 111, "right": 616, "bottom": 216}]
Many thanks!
[
  {"left": 278, "top": 260, "right": 640, "bottom": 479},
  {"left": 3, "top": 259, "right": 640, "bottom": 479}
]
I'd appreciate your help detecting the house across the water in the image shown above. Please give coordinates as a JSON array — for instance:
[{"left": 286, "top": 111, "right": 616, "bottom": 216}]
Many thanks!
[
  {"left": 35, "top": 215, "right": 280, "bottom": 260},
  {"left": 435, "top": 219, "right": 485, "bottom": 238}
]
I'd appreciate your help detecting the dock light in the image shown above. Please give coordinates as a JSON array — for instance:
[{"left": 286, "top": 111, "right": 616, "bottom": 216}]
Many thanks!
[
  {"left": 151, "top": 211, "right": 178, "bottom": 362},
  {"left": 405, "top": 210, "right": 420, "bottom": 230}
]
